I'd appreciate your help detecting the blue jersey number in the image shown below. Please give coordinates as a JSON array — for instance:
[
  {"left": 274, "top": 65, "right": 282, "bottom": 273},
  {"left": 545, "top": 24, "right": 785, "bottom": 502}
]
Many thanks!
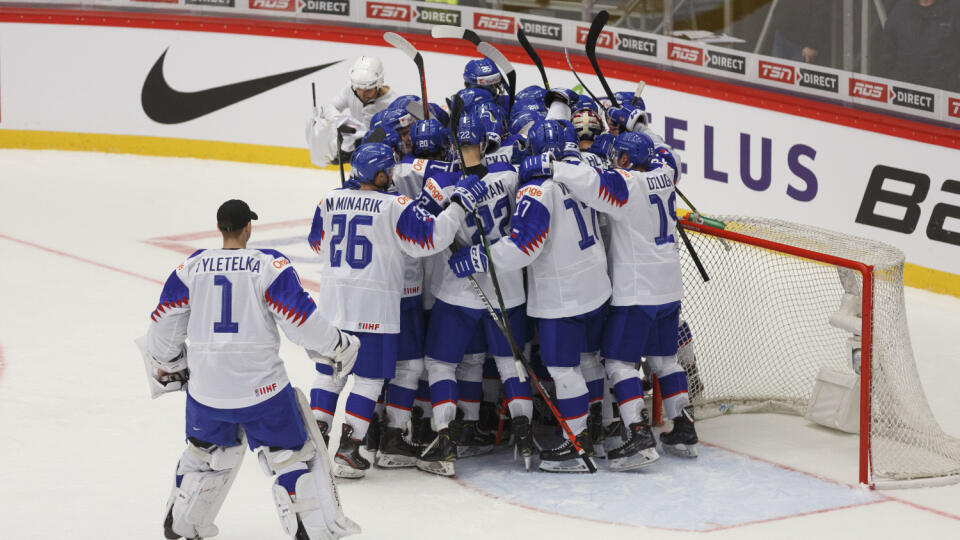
[
  {"left": 648, "top": 192, "right": 677, "bottom": 245},
  {"left": 563, "top": 198, "right": 598, "bottom": 250},
  {"left": 213, "top": 275, "right": 239, "bottom": 333},
  {"left": 330, "top": 214, "right": 374, "bottom": 269},
  {"left": 466, "top": 196, "right": 511, "bottom": 243}
]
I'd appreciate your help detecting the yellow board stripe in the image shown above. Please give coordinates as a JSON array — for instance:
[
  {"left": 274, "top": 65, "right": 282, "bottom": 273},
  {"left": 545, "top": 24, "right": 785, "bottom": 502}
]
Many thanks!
[{"left": 3, "top": 129, "right": 958, "bottom": 297}]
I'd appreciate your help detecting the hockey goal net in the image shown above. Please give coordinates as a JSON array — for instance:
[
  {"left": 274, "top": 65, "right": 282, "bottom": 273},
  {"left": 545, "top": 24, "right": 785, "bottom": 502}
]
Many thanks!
[{"left": 674, "top": 214, "right": 960, "bottom": 488}]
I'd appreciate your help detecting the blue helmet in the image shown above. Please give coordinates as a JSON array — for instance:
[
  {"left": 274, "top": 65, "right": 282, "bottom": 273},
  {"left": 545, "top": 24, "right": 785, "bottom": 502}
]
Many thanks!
[
  {"left": 574, "top": 94, "right": 599, "bottom": 114},
  {"left": 456, "top": 109, "right": 487, "bottom": 147},
  {"left": 509, "top": 111, "right": 543, "bottom": 136},
  {"left": 463, "top": 57, "right": 502, "bottom": 94},
  {"left": 516, "top": 85, "right": 546, "bottom": 103},
  {"left": 411, "top": 119, "right": 450, "bottom": 158},
  {"left": 369, "top": 108, "right": 389, "bottom": 130},
  {"left": 350, "top": 143, "right": 396, "bottom": 184},
  {"left": 614, "top": 91, "right": 646, "bottom": 110},
  {"left": 513, "top": 98, "right": 546, "bottom": 115},
  {"left": 380, "top": 107, "right": 416, "bottom": 132},
  {"left": 362, "top": 125, "right": 404, "bottom": 156},
  {"left": 456, "top": 87, "right": 495, "bottom": 114},
  {"left": 526, "top": 120, "right": 565, "bottom": 159},
  {"left": 612, "top": 132, "right": 655, "bottom": 169},
  {"left": 389, "top": 94, "right": 421, "bottom": 111},
  {"left": 587, "top": 133, "right": 616, "bottom": 161}
]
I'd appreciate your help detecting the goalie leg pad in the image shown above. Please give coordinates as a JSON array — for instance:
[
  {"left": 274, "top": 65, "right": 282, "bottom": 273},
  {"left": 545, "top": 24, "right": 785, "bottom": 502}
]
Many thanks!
[
  {"left": 166, "top": 436, "right": 246, "bottom": 539},
  {"left": 272, "top": 471, "right": 362, "bottom": 540}
]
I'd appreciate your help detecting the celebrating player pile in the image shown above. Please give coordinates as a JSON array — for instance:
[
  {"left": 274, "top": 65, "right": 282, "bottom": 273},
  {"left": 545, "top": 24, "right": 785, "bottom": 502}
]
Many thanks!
[{"left": 141, "top": 20, "right": 705, "bottom": 539}]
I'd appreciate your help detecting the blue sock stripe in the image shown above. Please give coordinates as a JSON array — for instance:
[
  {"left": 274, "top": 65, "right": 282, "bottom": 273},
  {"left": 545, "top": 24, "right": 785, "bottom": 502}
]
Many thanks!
[
  {"left": 315, "top": 362, "right": 333, "bottom": 375},
  {"left": 503, "top": 377, "right": 532, "bottom": 401},
  {"left": 386, "top": 384, "right": 416, "bottom": 410},
  {"left": 345, "top": 392, "right": 377, "bottom": 422},
  {"left": 429, "top": 379, "right": 458, "bottom": 406},
  {"left": 659, "top": 371, "right": 689, "bottom": 398},
  {"left": 557, "top": 393, "right": 589, "bottom": 420},
  {"left": 310, "top": 388, "right": 340, "bottom": 414},
  {"left": 175, "top": 474, "right": 183, "bottom": 488},
  {"left": 613, "top": 377, "right": 643, "bottom": 404},
  {"left": 458, "top": 380, "right": 483, "bottom": 402},
  {"left": 277, "top": 469, "right": 309, "bottom": 495},
  {"left": 586, "top": 379, "right": 604, "bottom": 402}
]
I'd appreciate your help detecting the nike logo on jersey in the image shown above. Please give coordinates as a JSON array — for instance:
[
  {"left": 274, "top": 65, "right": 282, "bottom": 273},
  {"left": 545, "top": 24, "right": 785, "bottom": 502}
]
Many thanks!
[{"left": 141, "top": 50, "right": 341, "bottom": 124}]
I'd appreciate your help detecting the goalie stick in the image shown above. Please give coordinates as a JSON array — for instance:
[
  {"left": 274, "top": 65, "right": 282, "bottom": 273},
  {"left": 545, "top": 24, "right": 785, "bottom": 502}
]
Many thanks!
[
  {"left": 585, "top": 10, "right": 620, "bottom": 108},
  {"left": 447, "top": 95, "right": 598, "bottom": 474},
  {"left": 517, "top": 27, "right": 549, "bottom": 90},
  {"left": 383, "top": 32, "right": 430, "bottom": 120},
  {"left": 431, "top": 26, "right": 517, "bottom": 115}
]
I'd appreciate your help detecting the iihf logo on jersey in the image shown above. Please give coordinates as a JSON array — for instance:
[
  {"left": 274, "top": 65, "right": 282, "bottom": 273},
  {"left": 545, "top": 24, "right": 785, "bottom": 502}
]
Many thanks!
[{"left": 254, "top": 382, "right": 278, "bottom": 397}]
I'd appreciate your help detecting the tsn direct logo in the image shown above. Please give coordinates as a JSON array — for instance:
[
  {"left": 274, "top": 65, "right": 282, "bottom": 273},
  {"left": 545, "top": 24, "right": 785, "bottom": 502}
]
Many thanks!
[
  {"left": 367, "top": 1, "right": 411, "bottom": 21},
  {"left": 249, "top": 0, "right": 294, "bottom": 11},
  {"left": 849, "top": 79, "right": 888, "bottom": 102},
  {"left": 667, "top": 43, "right": 703, "bottom": 65},
  {"left": 576, "top": 26, "right": 613, "bottom": 48},
  {"left": 758, "top": 60, "right": 795, "bottom": 84},
  {"left": 474, "top": 13, "right": 515, "bottom": 33}
]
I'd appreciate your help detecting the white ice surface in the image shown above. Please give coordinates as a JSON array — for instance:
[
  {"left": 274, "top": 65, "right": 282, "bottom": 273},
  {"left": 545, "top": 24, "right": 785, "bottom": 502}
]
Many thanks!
[{"left": 0, "top": 150, "right": 958, "bottom": 539}]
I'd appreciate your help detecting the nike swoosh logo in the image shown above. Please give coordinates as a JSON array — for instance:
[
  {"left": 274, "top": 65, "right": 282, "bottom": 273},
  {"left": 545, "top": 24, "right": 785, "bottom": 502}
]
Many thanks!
[{"left": 141, "top": 49, "right": 341, "bottom": 124}]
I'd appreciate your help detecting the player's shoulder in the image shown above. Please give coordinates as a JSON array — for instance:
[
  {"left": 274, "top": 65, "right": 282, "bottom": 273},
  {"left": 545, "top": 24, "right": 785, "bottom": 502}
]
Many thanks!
[
  {"left": 516, "top": 178, "right": 552, "bottom": 201},
  {"left": 486, "top": 161, "right": 517, "bottom": 175}
]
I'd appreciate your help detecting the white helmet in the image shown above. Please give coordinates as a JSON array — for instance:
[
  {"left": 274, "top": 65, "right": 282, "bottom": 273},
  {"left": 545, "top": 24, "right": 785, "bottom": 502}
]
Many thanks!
[{"left": 350, "top": 56, "right": 384, "bottom": 91}]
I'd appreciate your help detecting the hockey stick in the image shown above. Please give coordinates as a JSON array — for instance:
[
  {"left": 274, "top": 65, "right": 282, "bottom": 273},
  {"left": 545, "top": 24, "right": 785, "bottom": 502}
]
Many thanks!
[
  {"left": 632, "top": 81, "right": 645, "bottom": 106},
  {"left": 562, "top": 48, "right": 603, "bottom": 105},
  {"left": 311, "top": 82, "right": 316, "bottom": 108},
  {"left": 431, "top": 25, "right": 481, "bottom": 45},
  {"left": 335, "top": 125, "right": 356, "bottom": 187},
  {"left": 678, "top": 223, "right": 709, "bottom": 282},
  {"left": 383, "top": 32, "right": 429, "bottom": 120},
  {"left": 585, "top": 10, "right": 620, "bottom": 108},
  {"left": 517, "top": 27, "right": 549, "bottom": 90},
  {"left": 448, "top": 95, "right": 597, "bottom": 473},
  {"left": 431, "top": 26, "right": 516, "bottom": 116}
]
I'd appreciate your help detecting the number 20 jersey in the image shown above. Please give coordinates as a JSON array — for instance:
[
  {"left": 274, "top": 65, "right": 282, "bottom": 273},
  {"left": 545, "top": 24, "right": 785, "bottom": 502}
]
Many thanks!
[
  {"left": 554, "top": 161, "right": 683, "bottom": 307},
  {"left": 308, "top": 188, "right": 464, "bottom": 333}
]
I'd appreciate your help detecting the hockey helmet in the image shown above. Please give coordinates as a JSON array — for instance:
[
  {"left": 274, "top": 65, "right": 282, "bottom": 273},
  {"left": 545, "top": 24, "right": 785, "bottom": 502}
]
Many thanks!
[
  {"left": 351, "top": 142, "right": 396, "bottom": 185},
  {"left": 526, "top": 120, "right": 565, "bottom": 159},
  {"left": 349, "top": 56, "right": 384, "bottom": 91},
  {"left": 612, "top": 131, "right": 655, "bottom": 170}
]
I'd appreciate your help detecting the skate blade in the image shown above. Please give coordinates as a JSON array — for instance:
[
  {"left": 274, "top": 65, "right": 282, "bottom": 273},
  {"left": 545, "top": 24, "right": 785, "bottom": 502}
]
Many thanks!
[
  {"left": 375, "top": 452, "right": 418, "bottom": 468},
  {"left": 333, "top": 462, "right": 366, "bottom": 479},
  {"left": 538, "top": 457, "right": 595, "bottom": 473},
  {"left": 524, "top": 454, "right": 533, "bottom": 472},
  {"left": 662, "top": 442, "right": 699, "bottom": 458},
  {"left": 457, "top": 444, "right": 494, "bottom": 458},
  {"left": 415, "top": 459, "right": 455, "bottom": 477},
  {"left": 609, "top": 448, "right": 660, "bottom": 472}
]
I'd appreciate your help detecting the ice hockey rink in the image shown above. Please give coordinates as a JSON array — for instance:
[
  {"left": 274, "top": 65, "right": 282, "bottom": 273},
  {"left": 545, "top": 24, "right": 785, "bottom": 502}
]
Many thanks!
[{"left": 1, "top": 148, "right": 959, "bottom": 539}]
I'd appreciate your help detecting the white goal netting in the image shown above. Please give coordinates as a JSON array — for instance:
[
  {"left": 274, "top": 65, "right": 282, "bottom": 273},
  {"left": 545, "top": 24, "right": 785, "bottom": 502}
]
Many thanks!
[{"left": 677, "top": 215, "right": 960, "bottom": 487}]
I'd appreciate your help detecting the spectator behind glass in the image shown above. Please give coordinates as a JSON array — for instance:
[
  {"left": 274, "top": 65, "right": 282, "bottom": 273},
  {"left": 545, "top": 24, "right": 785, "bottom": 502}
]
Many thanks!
[
  {"left": 878, "top": 0, "right": 960, "bottom": 91},
  {"left": 770, "top": 0, "right": 832, "bottom": 64}
]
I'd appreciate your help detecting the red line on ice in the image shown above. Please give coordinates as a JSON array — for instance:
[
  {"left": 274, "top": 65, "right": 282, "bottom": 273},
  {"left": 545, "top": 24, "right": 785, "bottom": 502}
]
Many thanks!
[{"left": 0, "top": 233, "right": 163, "bottom": 285}]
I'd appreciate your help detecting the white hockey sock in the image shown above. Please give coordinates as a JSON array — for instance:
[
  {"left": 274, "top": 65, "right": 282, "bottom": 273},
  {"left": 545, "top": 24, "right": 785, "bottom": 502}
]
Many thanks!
[
  {"left": 546, "top": 365, "right": 589, "bottom": 437},
  {"left": 310, "top": 371, "right": 347, "bottom": 426},
  {"left": 343, "top": 376, "right": 385, "bottom": 441},
  {"left": 494, "top": 356, "right": 533, "bottom": 420},
  {"left": 647, "top": 355, "right": 691, "bottom": 420},
  {"left": 456, "top": 353, "right": 485, "bottom": 421},
  {"left": 386, "top": 358, "right": 423, "bottom": 429},
  {"left": 605, "top": 359, "right": 645, "bottom": 427},
  {"left": 425, "top": 358, "right": 458, "bottom": 431}
]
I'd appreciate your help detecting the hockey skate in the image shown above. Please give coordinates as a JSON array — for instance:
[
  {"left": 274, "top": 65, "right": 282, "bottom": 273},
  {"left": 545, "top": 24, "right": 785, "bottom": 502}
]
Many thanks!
[
  {"left": 316, "top": 420, "right": 330, "bottom": 447},
  {"left": 362, "top": 412, "right": 382, "bottom": 453},
  {"left": 410, "top": 407, "right": 435, "bottom": 446},
  {"left": 659, "top": 406, "right": 699, "bottom": 458},
  {"left": 511, "top": 415, "right": 535, "bottom": 471},
  {"left": 333, "top": 424, "right": 370, "bottom": 479},
  {"left": 608, "top": 411, "right": 659, "bottom": 472},
  {"left": 416, "top": 428, "right": 456, "bottom": 476},
  {"left": 601, "top": 419, "right": 624, "bottom": 455},
  {"left": 538, "top": 430, "right": 595, "bottom": 473},
  {"left": 451, "top": 419, "right": 494, "bottom": 458},
  {"left": 376, "top": 426, "right": 420, "bottom": 468}
]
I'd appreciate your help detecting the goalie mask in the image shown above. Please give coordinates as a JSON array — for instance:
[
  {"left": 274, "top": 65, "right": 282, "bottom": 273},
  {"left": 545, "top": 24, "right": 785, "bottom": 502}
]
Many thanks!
[{"left": 572, "top": 109, "right": 603, "bottom": 142}]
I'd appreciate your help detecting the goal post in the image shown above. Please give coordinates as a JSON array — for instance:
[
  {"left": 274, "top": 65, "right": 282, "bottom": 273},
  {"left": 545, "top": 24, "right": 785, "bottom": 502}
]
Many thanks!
[{"left": 671, "top": 214, "right": 960, "bottom": 489}]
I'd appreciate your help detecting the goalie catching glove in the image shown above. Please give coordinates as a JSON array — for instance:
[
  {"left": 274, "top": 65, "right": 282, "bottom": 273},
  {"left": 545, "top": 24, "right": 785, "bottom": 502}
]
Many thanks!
[
  {"left": 307, "top": 329, "right": 360, "bottom": 378},
  {"left": 448, "top": 244, "right": 488, "bottom": 278}
]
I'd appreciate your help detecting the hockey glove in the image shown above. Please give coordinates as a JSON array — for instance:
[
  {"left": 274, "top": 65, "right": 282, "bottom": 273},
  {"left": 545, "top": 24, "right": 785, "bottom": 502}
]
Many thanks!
[
  {"left": 518, "top": 153, "right": 554, "bottom": 184},
  {"left": 450, "top": 174, "right": 488, "bottom": 213},
  {"left": 309, "top": 330, "right": 360, "bottom": 379},
  {"left": 655, "top": 146, "right": 680, "bottom": 184},
  {"left": 448, "top": 244, "right": 488, "bottom": 278},
  {"left": 544, "top": 88, "right": 580, "bottom": 108},
  {"left": 607, "top": 106, "right": 646, "bottom": 133}
]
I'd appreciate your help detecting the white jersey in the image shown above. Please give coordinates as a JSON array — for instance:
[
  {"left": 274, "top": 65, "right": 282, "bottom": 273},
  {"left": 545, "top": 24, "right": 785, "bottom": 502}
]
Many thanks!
[
  {"left": 146, "top": 248, "right": 341, "bottom": 409},
  {"left": 555, "top": 161, "right": 683, "bottom": 307},
  {"left": 580, "top": 150, "right": 607, "bottom": 169},
  {"left": 420, "top": 163, "right": 525, "bottom": 310},
  {"left": 488, "top": 176, "right": 611, "bottom": 319},
  {"left": 328, "top": 85, "right": 397, "bottom": 134},
  {"left": 392, "top": 156, "right": 455, "bottom": 300},
  {"left": 308, "top": 187, "right": 464, "bottom": 333}
]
